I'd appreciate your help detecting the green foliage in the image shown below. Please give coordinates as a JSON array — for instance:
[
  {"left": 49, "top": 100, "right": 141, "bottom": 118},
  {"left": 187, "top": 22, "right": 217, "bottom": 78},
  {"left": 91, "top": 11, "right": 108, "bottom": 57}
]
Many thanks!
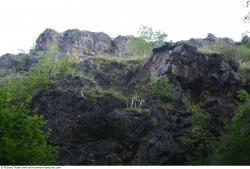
[
  {"left": 0, "top": 46, "right": 80, "bottom": 164},
  {"left": 208, "top": 94, "right": 250, "bottom": 164},
  {"left": 3, "top": 46, "right": 77, "bottom": 105},
  {"left": 146, "top": 76, "right": 172, "bottom": 102},
  {"left": 0, "top": 89, "right": 57, "bottom": 165},
  {"left": 81, "top": 86, "right": 127, "bottom": 100},
  {"left": 179, "top": 136, "right": 193, "bottom": 145},
  {"left": 237, "top": 89, "right": 249, "bottom": 102},
  {"left": 127, "top": 25, "right": 168, "bottom": 57},
  {"left": 124, "top": 107, "right": 148, "bottom": 114},
  {"left": 187, "top": 104, "right": 214, "bottom": 163},
  {"left": 205, "top": 90, "right": 250, "bottom": 165},
  {"left": 137, "top": 25, "right": 168, "bottom": 42},
  {"left": 127, "top": 37, "right": 154, "bottom": 57},
  {"left": 198, "top": 43, "right": 250, "bottom": 79},
  {"left": 189, "top": 104, "right": 208, "bottom": 138},
  {"left": 93, "top": 54, "right": 146, "bottom": 62},
  {"left": 198, "top": 43, "right": 250, "bottom": 62}
]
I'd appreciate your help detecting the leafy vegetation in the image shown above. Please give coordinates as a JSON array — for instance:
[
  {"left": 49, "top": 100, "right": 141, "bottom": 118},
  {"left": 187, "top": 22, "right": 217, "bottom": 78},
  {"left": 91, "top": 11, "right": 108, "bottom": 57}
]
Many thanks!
[
  {"left": 198, "top": 44, "right": 250, "bottom": 62},
  {"left": 92, "top": 54, "right": 146, "bottom": 62},
  {"left": 185, "top": 104, "right": 214, "bottom": 163},
  {"left": 207, "top": 90, "right": 250, "bottom": 165},
  {"left": 81, "top": 85, "right": 127, "bottom": 100},
  {"left": 3, "top": 46, "right": 77, "bottom": 105},
  {"left": 127, "top": 25, "right": 168, "bottom": 57},
  {"left": 137, "top": 25, "right": 168, "bottom": 42},
  {"left": 198, "top": 43, "right": 250, "bottom": 79},
  {"left": 0, "top": 46, "right": 79, "bottom": 165},
  {"left": 145, "top": 76, "right": 172, "bottom": 102},
  {"left": 0, "top": 90, "right": 57, "bottom": 164},
  {"left": 127, "top": 37, "right": 154, "bottom": 57}
]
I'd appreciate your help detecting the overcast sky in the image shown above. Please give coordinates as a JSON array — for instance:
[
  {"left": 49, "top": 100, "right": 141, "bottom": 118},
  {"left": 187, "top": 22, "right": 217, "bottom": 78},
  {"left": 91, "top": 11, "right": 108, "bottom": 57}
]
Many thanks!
[{"left": 0, "top": 0, "right": 248, "bottom": 55}]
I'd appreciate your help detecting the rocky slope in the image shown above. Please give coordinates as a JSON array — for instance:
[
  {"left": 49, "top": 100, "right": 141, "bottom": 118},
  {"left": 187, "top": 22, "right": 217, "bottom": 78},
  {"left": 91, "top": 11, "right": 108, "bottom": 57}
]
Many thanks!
[{"left": 0, "top": 29, "right": 246, "bottom": 165}]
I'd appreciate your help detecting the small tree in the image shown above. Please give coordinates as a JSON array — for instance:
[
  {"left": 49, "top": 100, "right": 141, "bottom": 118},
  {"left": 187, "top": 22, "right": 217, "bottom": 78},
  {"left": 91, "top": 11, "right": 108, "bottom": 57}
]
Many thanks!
[
  {"left": 146, "top": 76, "right": 172, "bottom": 101},
  {"left": 137, "top": 25, "right": 168, "bottom": 42}
]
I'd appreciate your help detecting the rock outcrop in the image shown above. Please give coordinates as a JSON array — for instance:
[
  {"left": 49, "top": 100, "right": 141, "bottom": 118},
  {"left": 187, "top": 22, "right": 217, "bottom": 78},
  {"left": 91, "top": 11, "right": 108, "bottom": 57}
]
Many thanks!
[
  {"left": 181, "top": 33, "right": 236, "bottom": 48},
  {"left": 0, "top": 28, "right": 244, "bottom": 165},
  {"left": 34, "top": 28, "right": 133, "bottom": 59},
  {"left": 0, "top": 53, "right": 21, "bottom": 69},
  {"left": 137, "top": 42, "right": 240, "bottom": 135},
  {"left": 30, "top": 39, "right": 242, "bottom": 165}
]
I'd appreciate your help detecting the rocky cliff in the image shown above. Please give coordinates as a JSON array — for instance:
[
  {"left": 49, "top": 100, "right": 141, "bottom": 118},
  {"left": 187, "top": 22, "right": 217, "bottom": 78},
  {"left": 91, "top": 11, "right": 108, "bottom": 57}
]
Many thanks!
[{"left": 0, "top": 29, "right": 246, "bottom": 165}]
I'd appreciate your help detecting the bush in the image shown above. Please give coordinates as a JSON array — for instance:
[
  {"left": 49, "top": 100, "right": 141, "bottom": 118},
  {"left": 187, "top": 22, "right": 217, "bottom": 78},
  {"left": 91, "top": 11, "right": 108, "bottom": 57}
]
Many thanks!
[
  {"left": 0, "top": 46, "right": 80, "bottom": 164},
  {"left": 198, "top": 44, "right": 250, "bottom": 62},
  {"left": 0, "top": 89, "right": 57, "bottom": 165},
  {"left": 3, "top": 46, "right": 77, "bottom": 105},
  {"left": 127, "top": 37, "right": 154, "bottom": 57},
  {"left": 208, "top": 91, "right": 250, "bottom": 165},
  {"left": 145, "top": 76, "right": 172, "bottom": 102},
  {"left": 81, "top": 86, "right": 127, "bottom": 100},
  {"left": 137, "top": 25, "right": 168, "bottom": 42},
  {"left": 127, "top": 25, "right": 168, "bottom": 57},
  {"left": 186, "top": 104, "right": 215, "bottom": 163}
]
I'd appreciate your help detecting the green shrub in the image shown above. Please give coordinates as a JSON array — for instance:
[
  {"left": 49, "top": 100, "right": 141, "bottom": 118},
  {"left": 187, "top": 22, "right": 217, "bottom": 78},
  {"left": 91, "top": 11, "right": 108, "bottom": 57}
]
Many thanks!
[
  {"left": 187, "top": 104, "right": 214, "bottom": 163},
  {"left": 189, "top": 104, "right": 208, "bottom": 136},
  {"left": 127, "top": 37, "right": 154, "bottom": 57},
  {"left": 81, "top": 86, "right": 127, "bottom": 100},
  {"left": 0, "top": 46, "right": 80, "bottom": 164},
  {"left": 198, "top": 44, "right": 250, "bottom": 62},
  {"left": 146, "top": 76, "right": 172, "bottom": 101},
  {"left": 137, "top": 25, "right": 168, "bottom": 42},
  {"left": 207, "top": 90, "right": 250, "bottom": 165},
  {"left": 127, "top": 25, "right": 168, "bottom": 57},
  {"left": 3, "top": 46, "right": 77, "bottom": 105},
  {"left": 0, "top": 89, "right": 57, "bottom": 165}
]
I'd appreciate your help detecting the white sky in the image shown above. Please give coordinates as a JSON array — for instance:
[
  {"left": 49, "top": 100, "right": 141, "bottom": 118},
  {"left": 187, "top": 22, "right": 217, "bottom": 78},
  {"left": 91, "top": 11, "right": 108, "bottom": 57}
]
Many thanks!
[{"left": 0, "top": 0, "right": 248, "bottom": 55}]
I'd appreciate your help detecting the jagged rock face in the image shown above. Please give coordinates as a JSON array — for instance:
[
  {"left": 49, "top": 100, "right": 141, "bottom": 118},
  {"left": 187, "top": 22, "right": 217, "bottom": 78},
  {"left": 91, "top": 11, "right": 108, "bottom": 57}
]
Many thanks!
[
  {"left": 111, "top": 35, "right": 132, "bottom": 56},
  {"left": 34, "top": 28, "right": 132, "bottom": 60},
  {"left": 0, "top": 53, "right": 28, "bottom": 80},
  {"left": 137, "top": 42, "right": 241, "bottom": 135},
  {"left": 29, "top": 40, "right": 243, "bottom": 165},
  {"left": 182, "top": 33, "right": 236, "bottom": 48},
  {"left": 0, "top": 53, "right": 21, "bottom": 69},
  {"left": 138, "top": 42, "right": 240, "bottom": 97},
  {"left": 31, "top": 75, "right": 153, "bottom": 165},
  {"left": 75, "top": 58, "right": 140, "bottom": 88},
  {"left": 59, "top": 30, "right": 112, "bottom": 59},
  {"left": 35, "top": 29, "right": 60, "bottom": 51}
]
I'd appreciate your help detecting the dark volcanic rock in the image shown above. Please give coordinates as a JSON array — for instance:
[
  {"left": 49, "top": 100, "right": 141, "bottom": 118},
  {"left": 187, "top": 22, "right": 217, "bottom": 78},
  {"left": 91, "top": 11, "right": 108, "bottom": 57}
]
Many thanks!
[
  {"left": 137, "top": 41, "right": 241, "bottom": 136},
  {"left": 133, "top": 122, "right": 183, "bottom": 165},
  {"left": 31, "top": 75, "right": 154, "bottom": 165},
  {"left": 26, "top": 30, "right": 243, "bottom": 165},
  {"left": 75, "top": 58, "right": 140, "bottom": 88}
]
